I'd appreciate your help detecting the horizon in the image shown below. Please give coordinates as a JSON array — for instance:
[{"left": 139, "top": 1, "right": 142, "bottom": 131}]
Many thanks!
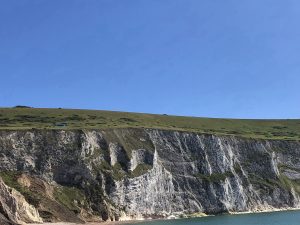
[{"left": 1, "top": 1, "right": 300, "bottom": 119}]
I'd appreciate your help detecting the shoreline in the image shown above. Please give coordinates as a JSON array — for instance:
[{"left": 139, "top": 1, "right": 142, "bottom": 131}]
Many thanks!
[
  {"left": 29, "top": 207, "right": 300, "bottom": 225},
  {"left": 229, "top": 206, "right": 300, "bottom": 215}
]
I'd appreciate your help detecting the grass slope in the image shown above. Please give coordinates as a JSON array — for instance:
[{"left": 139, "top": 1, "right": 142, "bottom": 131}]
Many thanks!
[{"left": 0, "top": 107, "right": 299, "bottom": 140}]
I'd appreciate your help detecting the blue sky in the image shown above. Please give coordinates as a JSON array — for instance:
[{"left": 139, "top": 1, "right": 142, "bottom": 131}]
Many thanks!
[{"left": 0, "top": 0, "right": 299, "bottom": 119}]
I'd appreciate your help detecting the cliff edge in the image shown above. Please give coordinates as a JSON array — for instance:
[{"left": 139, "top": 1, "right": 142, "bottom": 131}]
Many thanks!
[{"left": 0, "top": 128, "right": 299, "bottom": 223}]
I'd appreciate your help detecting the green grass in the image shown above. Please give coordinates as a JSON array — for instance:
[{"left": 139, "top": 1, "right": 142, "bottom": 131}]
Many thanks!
[
  {"left": 130, "top": 164, "right": 153, "bottom": 177},
  {"left": 0, "top": 107, "right": 300, "bottom": 140},
  {"left": 248, "top": 172, "right": 300, "bottom": 194},
  {"left": 53, "top": 186, "right": 86, "bottom": 213}
]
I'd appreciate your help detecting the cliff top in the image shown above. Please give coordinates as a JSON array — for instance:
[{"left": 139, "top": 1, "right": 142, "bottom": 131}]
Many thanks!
[{"left": 0, "top": 107, "right": 299, "bottom": 140}]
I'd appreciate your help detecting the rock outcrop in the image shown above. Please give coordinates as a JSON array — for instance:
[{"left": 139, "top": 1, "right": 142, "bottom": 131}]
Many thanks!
[
  {"left": 0, "top": 212, "right": 17, "bottom": 225},
  {"left": 0, "top": 128, "right": 300, "bottom": 222},
  {"left": 0, "top": 177, "right": 42, "bottom": 224}
]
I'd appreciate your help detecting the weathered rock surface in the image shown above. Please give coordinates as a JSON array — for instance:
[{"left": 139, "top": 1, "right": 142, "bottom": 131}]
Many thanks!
[
  {"left": 0, "top": 212, "right": 17, "bottom": 225},
  {"left": 0, "top": 128, "right": 300, "bottom": 222},
  {"left": 0, "top": 177, "right": 42, "bottom": 224}
]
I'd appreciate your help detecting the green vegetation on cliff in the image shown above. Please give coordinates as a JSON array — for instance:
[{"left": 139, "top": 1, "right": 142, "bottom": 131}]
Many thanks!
[
  {"left": 53, "top": 186, "right": 87, "bottom": 213},
  {"left": 0, "top": 171, "right": 41, "bottom": 207},
  {"left": 0, "top": 107, "right": 299, "bottom": 140}
]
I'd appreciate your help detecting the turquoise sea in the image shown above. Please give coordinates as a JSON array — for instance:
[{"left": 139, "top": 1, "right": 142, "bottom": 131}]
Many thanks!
[{"left": 125, "top": 210, "right": 300, "bottom": 225}]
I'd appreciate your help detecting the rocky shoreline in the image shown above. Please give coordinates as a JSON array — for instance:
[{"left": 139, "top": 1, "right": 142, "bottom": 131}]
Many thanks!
[
  {"left": 1, "top": 128, "right": 300, "bottom": 224},
  {"left": 28, "top": 208, "right": 300, "bottom": 225}
]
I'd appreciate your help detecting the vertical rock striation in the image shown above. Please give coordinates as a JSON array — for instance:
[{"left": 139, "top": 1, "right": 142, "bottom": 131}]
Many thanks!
[{"left": 0, "top": 128, "right": 300, "bottom": 221}]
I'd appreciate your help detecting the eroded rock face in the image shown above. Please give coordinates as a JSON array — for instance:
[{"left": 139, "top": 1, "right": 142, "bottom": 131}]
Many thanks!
[
  {"left": 0, "top": 128, "right": 300, "bottom": 221},
  {"left": 0, "top": 213, "right": 16, "bottom": 225},
  {"left": 130, "top": 149, "right": 153, "bottom": 171},
  {"left": 109, "top": 143, "right": 129, "bottom": 170},
  {"left": 0, "top": 178, "right": 43, "bottom": 224}
]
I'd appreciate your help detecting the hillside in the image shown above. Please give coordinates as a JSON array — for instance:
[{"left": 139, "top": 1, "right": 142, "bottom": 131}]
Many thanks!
[
  {"left": 0, "top": 107, "right": 300, "bottom": 140},
  {"left": 1, "top": 108, "right": 300, "bottom": 223}
]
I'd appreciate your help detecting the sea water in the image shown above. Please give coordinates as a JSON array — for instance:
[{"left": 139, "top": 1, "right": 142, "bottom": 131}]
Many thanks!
[{"left": 125, "top": 210, "right": 300, "bottom": 225}]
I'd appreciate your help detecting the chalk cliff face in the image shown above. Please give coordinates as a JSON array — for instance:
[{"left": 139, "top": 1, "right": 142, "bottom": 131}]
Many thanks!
[
  {"left": 0, "top": 128, "right": 300, "bottom": 222},
  {"left": 0, "top": 177, "right": 42, "bottom": 224}
]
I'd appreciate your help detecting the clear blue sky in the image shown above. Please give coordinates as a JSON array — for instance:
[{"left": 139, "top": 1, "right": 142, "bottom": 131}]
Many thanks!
[{"left": 1, "top": 0, "right": 299, "bottom": 119}]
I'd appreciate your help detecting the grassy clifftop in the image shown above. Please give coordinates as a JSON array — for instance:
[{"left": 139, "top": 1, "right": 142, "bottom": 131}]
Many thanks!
[{"left": 0, "top": 107, "right": 299, "bottom": 140}]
